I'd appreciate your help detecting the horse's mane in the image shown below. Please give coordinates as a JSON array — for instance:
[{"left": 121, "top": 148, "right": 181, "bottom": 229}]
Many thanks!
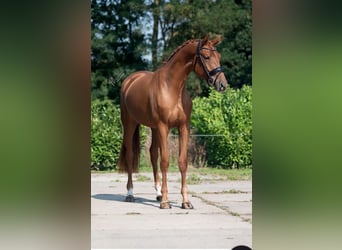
[{"left": 162, "top": 39, "right": 197, "bottom": 65}]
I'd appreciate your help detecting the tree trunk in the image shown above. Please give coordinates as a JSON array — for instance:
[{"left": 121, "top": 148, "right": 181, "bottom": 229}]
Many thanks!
[{"left": 152, "top": 0, "right": 160, "bottom": 68}]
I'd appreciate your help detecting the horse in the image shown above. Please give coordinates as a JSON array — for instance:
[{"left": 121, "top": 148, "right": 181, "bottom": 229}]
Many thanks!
[{"left": 118, "top": 35, "right": 228, "bottom": 209}]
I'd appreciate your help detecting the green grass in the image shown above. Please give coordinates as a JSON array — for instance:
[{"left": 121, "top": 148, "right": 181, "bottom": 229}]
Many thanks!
[
  {"left": 138, "top": 163, "right": 179, "bottom": 173},
  {"left": 189, "top": 167, "right": 252, "bottom": 181},
  {"left": 187, "top": 173, "right": 201, "bottom": 184},
  {"left": 91, "top": 164, "right": 252, "bottom": 181},
  {"left": 91, "top": 169, "right": 116, "bottom": 174},
  {"left": 135, "top": 174, "right": 151, "bottom": 182},
  {"left": 223, "top": 189, "right": 247, "bottom": 194}
]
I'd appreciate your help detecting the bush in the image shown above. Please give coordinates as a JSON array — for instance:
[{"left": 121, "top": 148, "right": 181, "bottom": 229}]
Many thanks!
[
  {"left": 191, "top": 85, "right": 252, "bottom": 168},
  {"left": 222, "top": 85, "right": 252, "bottom": 167},
  {"left": 91, "top": 99, "right": 147, "bottom": 170},
  {"left": 91, "top": 86, "right": 252, "bottom": 170},
  {"left": 91, "top": 99, "right": 122, "bottom": 170}
]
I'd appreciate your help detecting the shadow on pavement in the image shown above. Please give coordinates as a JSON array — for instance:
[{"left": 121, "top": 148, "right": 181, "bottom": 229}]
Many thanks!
[{"left": 92, "top": 194, "right": 161, "bottom": 208}]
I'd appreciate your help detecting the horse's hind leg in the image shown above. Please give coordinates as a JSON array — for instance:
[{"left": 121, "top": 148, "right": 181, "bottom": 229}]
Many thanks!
[
  {"left": 150, "top": 128, "right": 162, "bottom": 201},
  {"left": 122, "top": 118, "right": 139, "bottom": 202}
]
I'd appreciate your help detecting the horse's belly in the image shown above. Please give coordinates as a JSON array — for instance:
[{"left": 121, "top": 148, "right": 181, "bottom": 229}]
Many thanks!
[
  {"left": 124, "top": 88, "right": 157, "bottom": 127},
  {"left": 126, "top": 100, "right": 157, "bottom": 127}
]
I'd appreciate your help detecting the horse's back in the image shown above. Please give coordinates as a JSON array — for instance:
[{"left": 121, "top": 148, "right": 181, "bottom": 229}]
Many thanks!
[
  {"left": 120, "top": 71, "right": 157, "bottom": 127},
  {"left": 121, "top": 71, "right": 153, "bottom": 94}
]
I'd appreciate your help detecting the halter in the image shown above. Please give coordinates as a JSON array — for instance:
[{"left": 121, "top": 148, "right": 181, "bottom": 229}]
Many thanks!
[{"left": 194, "top": 39, "right": 224, "bottom": 86}]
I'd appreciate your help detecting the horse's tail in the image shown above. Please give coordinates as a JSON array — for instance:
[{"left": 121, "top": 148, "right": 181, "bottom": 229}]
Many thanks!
[
  {"left": 117, "top": 143, "right": 126, "bottom": 173},
  {"left": 118, "top": 125, "right": 140, "bottom": 173}
]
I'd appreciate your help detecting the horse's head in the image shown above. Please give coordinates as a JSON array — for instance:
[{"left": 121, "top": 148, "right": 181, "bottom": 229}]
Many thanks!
[{"left": 193, "top": 35, "right": 228, "bottom": 92}]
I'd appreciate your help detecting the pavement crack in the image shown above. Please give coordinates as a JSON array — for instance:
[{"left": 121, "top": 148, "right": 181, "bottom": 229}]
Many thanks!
[
  {"left": 191, "top": 193, "right": 247, "bottom": 222},
  {"left": 126, "top": 212, "right": 141, "bottom": 215},
  {"left": 201, "top": 189, "right": 249, "bottom": 194}
]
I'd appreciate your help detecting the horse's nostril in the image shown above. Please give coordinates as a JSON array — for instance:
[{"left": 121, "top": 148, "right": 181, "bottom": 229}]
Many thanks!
[{"left": 220, "top": 83, "right": 226, "bottom": 91}]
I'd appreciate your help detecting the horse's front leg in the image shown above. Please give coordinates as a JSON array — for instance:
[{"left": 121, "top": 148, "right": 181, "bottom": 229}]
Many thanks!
[
  {"left": 178, "top": 123, "right": 193, "bottom": 209},
  {"left": 158, "top": 124, "right": 171, "bottom": 209},
  {"left": 150, "top": 128, "right": 162, "bottom": 201}
]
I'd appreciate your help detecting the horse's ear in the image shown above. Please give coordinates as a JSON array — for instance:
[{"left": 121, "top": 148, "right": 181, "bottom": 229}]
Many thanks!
[
  {"left": 211, "top": 35, "right": 222, "bottom": 46},
  {"left": 202, "top": 34, "right": 209, "bottom": 45}
]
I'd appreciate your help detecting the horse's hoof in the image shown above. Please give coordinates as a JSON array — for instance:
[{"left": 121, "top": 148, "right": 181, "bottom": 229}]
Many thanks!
[
  {"left": 160, "top": 201, "right": 172, "bottom": 209},
  {"left": 156, "top": 195, "right": 162, "bottom": 202},
  {"left": 125, "top": 195, "right": 135, "bottom": 202},
  {"left": 181, "top": 201, "right": 194, "bottom": 209}
]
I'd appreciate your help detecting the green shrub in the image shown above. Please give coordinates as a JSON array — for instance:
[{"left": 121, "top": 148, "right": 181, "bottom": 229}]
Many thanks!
[
  {"left": 91, "top": 99, "right": 122, "bottom": 170},
  {"left": 91, "top": 99, "right": 147, "bottom": 170},
  {"left": 191, "top": 85, "right": 252, "bottom": 168},
  {"left": 91, "top": 86, "right": 252, "bottom": 170},
  {"left": 222, "top": 85, "right": 252, "bottom": 167}
]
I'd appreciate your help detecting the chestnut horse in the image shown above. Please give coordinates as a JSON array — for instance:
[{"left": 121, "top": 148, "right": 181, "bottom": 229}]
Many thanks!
[{"left": 118, "top": 35, "right": 228, "bottom": 209}]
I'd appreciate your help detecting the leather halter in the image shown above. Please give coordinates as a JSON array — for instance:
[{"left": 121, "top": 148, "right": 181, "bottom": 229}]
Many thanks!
[{"left": 194, "top": 39, "right": 224, "bottom": 86}]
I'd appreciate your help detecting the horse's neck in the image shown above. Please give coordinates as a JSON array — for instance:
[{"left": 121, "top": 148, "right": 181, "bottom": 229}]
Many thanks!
[{"left": 162, "top": 43, "right": 196, "bottom": 91}]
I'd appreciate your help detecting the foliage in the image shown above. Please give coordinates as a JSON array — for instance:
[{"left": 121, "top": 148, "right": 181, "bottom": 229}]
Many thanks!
[
  {"left": 91, "top": 99, "right": 122, "bottom": 169},
  {"left": 91, "top": 0, "right": 148, "bottom": 103},
  {"left": 222, "top": 85, "right": 252, "bottom": 167},
  {"left": 91, "top": 0, "right": 252, "bottom": 102},
  {"left": 191, "top": 85, "right": 252, "bottom": 168},
  {"left": 90, "top": 90, "right": 252, "bottom": 170},
  {"left": 91, "top": 99, "right": 147, "bottom": 170},
  {"left": 170, "top": 0, "right": 252, "bottom": 91},
  {"left": 91, "top": 0, "right": 252, "bottom": 169}
]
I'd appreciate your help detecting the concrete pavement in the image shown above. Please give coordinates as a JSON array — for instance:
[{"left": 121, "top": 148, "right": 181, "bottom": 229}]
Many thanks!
[{"left": 91, "top": 172, "right": 252, "bottom": 249}]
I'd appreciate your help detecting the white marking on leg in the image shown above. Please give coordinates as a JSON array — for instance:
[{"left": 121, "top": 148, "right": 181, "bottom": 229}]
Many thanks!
[
  {"left": 155, "top": 184, "right": 162, "bottom": 196},
  {"left": 127, "top": 188, "right": 133, "bottom": 196}
]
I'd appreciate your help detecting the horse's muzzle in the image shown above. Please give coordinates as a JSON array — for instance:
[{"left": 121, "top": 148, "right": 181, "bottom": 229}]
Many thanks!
[
  {"left": 219, "top": 82, "right": 227, "bottom": 92},
  {"left": 209, "top": 71, "right": 227, "bottom": 92}
]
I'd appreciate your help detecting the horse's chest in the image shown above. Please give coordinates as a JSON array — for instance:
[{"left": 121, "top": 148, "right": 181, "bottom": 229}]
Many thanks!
[
  {"left": 156, "top": 90, "right": 191, "bottom": 127},
  {"left": 166, "top": 102, "right": 187, "bottom": 126}
]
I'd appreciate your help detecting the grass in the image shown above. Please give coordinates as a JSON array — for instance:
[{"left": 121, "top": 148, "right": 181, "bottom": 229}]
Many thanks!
[
  {"left": 110, "top": 179, "right": 121, "bottom": 182},
  {"left": 187, "top": 173, "right": 201, "bottom": 184},
  {"left": 91, "top": 164, "right": 252, "bottom": 181},
  {"left": 138, "top": 163, "right": 179, "bottom": 173},
  {"left": 202, "top": 189, "right": 248, "bottom": 194},
  {"left": 223, "top": 189, "right": 247, "bottom": 194},
  {"left": 189, "top": 167, "right": 252, "bottom": 181},
  {"left": 91, "top": 169, "right": 116, "bottom": 174},
  {"left": 135, "top": 174, "right": 151, "bottom": 182}
]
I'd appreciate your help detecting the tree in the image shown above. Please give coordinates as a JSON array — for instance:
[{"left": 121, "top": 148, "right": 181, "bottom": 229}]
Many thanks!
[
  {"left": 91, "top": 0, "right": 148, "bottom": 103},
  {"left": 169, "top": 0, "right": 252, "bottom": 90},
  {"left": 146, "top": 0, "right": 252, "bottom": 96},
  {"left": 91, "top": 0, "right": 252, "bottom": 101},
  {"left": 90, "top": 0, "right": 252, "bottom": 169},
  {"left": 151, "top": 0, "right": 160, "bottom": 68}
]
